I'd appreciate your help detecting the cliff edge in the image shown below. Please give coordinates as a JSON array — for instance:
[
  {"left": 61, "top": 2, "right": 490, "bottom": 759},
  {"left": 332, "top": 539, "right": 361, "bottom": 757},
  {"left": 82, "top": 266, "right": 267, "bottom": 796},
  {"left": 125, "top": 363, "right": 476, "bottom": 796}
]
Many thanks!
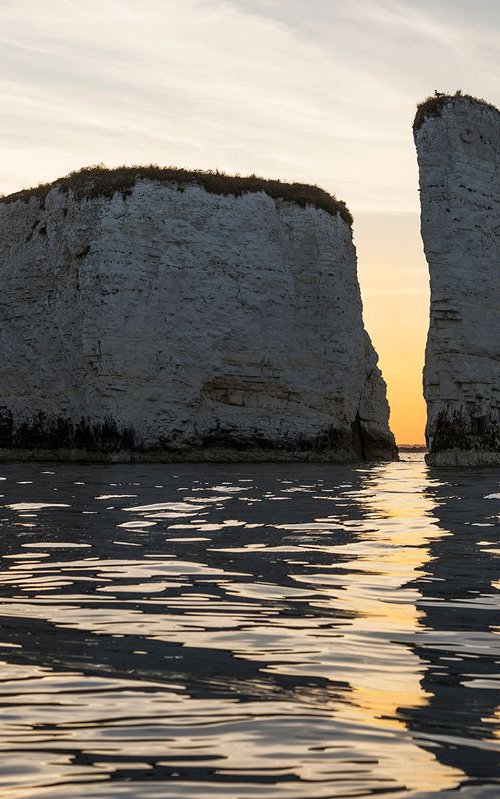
[
  {"left": 0, "top": 166, "right": 397, "bottom": 462},
  {"left": 414, "top": 93, "right": 500, "bottom": 465}
]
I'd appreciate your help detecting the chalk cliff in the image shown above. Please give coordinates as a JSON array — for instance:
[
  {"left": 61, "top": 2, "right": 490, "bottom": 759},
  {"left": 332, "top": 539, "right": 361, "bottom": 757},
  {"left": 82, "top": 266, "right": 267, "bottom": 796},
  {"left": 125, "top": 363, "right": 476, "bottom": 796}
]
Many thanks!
[
  {"left": 414, "top": 93, "right": 500, "bottom": 465},
  {"left": 0, "top": 167, "right": 396, "bottom": 462}
]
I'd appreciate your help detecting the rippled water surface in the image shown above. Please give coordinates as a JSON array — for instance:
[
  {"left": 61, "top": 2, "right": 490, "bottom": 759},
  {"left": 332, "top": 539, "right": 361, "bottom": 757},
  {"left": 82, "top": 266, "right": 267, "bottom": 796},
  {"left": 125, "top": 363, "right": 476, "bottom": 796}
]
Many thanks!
[{"left": 0, "top": 454, "right": 499, "bottom": 798}]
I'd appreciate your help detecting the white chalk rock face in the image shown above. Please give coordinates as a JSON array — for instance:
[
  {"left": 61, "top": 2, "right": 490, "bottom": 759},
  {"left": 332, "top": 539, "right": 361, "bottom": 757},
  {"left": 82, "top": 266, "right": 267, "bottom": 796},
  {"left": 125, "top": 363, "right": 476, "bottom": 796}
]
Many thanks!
[
  {"left": 415, "top": 95, "right": 500, "bottom": 465},
  {"left": 0, "top": 171, "right": 396, "bottom": 461}
]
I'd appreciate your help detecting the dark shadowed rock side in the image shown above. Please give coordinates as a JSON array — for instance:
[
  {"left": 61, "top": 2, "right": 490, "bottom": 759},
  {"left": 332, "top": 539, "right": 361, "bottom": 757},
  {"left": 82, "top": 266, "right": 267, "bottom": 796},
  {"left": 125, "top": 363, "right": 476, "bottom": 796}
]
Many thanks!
[
  {"left": 414, "top": 93, "right": 500, "bottom": 466},
  {"left": 0, "top": 166, "right": 397, "bottom": 462}
]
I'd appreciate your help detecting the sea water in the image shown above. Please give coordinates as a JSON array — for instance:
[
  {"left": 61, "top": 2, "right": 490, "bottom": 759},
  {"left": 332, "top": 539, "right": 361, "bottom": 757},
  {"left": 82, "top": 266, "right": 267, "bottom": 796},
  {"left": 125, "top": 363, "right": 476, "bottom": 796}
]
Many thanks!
[{"left": 0, "top": 454, "right": 498, "bottom": 798}]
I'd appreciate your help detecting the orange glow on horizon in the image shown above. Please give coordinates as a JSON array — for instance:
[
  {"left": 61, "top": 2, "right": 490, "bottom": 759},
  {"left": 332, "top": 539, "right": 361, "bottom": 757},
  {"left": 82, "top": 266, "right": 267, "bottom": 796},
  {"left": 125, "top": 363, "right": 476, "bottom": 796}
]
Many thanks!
[{"left": 355, "top": 211, "right": 428, "bottom": 446}]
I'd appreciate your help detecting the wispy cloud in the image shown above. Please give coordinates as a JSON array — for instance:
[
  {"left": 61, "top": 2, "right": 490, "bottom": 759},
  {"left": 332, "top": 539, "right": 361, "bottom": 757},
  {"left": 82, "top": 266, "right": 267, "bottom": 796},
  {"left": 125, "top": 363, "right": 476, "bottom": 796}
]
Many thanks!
[{"left": 1, "top": 0, "right": 500, "bottom": 214}]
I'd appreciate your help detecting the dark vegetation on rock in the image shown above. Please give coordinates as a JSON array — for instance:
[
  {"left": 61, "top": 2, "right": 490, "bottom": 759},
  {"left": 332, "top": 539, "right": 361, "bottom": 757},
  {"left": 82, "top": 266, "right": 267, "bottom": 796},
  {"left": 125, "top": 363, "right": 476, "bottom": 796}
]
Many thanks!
[
  {"left": 413, "top": 90, "right": 500, "bottom": 131},
  {"left": 0, "top": 409, "right": 395, "bottom": 462},
  {"left": 431, "top": 409, "right": 500, "bottom": 454},
  {"left": 0, "top": 164, "right": 353, "bottom": 225}
]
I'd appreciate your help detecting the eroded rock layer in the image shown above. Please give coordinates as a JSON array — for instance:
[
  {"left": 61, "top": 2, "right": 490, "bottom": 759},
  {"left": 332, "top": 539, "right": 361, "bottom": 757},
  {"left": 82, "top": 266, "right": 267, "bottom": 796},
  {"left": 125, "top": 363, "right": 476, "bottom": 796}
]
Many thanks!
[
  {"left": 415, "top": 94, "right": 500, "bottom": 465},
  {"left": 0, "top": 170, "right": 396, "bottom": 461}
]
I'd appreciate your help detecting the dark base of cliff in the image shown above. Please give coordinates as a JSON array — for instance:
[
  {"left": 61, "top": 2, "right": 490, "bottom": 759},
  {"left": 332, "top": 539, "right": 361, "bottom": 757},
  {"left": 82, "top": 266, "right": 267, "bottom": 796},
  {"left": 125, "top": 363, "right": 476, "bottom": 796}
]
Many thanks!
[
  {"left": 426, "top": 449, "right": 500, "bottom": 466},
  {"left": 0, "top": 444, "right": 397, "bottom": 464},
  {"left": 0, "top": 411, "right": 397, "bottom": 463},
  {"left": 427, "top": 407, "right": 500, "bottom": 466}
]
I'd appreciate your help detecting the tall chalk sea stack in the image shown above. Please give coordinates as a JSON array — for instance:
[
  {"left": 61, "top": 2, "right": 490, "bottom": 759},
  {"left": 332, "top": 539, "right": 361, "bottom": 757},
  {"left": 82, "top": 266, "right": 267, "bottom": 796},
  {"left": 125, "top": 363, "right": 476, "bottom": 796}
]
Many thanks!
[
  {"left": 414, "top": 94, "right": 500, "bottom": 465},
  {"left": 0, "top": 167, "right": 396, "bottom": 462}
]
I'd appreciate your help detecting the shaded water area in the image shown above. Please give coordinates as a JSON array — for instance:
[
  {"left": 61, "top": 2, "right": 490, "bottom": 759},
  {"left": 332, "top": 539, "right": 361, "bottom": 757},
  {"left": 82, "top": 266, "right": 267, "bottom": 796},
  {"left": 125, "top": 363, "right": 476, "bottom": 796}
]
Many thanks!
[{"left": 0, "top": 454, "right": 498, "bottom": 798}]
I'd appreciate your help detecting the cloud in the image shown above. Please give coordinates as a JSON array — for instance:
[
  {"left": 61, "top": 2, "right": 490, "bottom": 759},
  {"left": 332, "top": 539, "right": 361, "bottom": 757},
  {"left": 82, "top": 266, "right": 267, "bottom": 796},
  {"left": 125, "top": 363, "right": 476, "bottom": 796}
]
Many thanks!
[{"left": 1, "top": 0, "right": 500, "bottom": 214}]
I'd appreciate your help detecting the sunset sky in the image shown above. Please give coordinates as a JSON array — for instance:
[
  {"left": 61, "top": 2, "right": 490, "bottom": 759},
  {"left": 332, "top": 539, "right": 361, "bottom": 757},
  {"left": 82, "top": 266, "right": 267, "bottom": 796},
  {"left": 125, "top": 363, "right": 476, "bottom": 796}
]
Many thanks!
[{"left": 3, "top": 0, "right": 500, "bottom": 443}]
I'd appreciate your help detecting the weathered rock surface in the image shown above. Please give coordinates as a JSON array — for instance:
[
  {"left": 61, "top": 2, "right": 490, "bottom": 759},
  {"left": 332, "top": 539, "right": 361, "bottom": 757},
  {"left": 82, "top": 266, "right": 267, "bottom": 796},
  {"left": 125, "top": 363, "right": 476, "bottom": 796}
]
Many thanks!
[
  {"left": 414, "top": 94, "right": 500, "bottom": 465},
  {"left": 0, "top": 170, "right": 396, "bottom": 461}
]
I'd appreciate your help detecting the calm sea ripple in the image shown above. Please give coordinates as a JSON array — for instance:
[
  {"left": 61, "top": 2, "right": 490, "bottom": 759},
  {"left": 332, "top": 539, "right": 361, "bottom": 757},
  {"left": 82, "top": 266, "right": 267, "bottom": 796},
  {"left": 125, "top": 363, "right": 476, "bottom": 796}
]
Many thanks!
[{"left": 0, "top": 454, "right": 497, "bottom": 797}]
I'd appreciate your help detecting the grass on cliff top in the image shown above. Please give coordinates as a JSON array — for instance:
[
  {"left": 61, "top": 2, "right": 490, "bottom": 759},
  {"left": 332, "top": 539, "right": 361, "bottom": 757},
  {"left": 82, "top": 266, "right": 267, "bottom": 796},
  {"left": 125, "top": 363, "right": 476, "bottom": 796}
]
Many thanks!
[
  {"left": 0, "top": 164, "right": 353, "bottom": 225},
  {"left": 413, "top": 90, "right": 500, "bottom": 131}
]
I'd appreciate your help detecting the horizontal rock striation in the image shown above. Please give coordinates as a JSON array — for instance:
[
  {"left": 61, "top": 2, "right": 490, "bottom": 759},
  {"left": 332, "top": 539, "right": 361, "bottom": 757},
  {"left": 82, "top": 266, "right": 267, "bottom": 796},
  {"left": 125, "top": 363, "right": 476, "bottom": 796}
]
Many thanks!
[
  {"left": 0, "top": 166, "right": 396, "bottom": 462},
  {"left": 414, "top": 93, "right": 500, "bottom": 465}
]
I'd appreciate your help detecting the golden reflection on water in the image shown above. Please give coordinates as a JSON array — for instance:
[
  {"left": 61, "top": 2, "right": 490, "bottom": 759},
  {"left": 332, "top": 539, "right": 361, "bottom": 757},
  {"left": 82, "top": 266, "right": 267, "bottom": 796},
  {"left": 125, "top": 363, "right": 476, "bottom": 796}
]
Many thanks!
[{"left": 298, "top": 459, "right": 463, "bottom": 793}]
